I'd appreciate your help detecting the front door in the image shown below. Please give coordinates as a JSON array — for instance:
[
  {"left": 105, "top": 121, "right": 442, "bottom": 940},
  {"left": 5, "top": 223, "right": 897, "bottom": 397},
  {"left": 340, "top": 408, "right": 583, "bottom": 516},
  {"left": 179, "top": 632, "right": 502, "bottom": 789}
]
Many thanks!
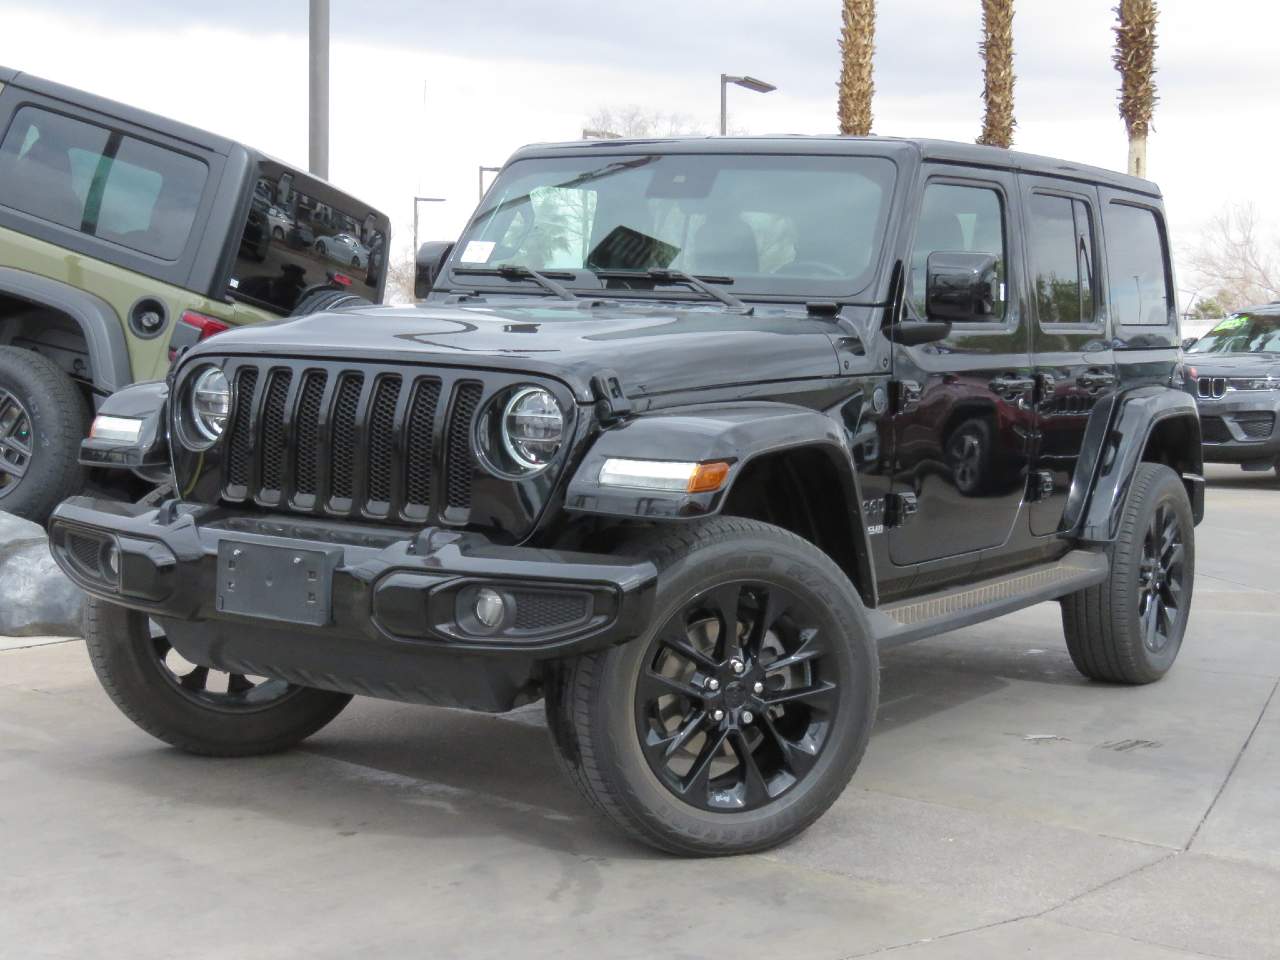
[
  {"left": 1019, "top": 177, "right": 1118, "bottom": 536},
  {"left": 889, "top": 171, "right": 1034, "bottom": 566}
]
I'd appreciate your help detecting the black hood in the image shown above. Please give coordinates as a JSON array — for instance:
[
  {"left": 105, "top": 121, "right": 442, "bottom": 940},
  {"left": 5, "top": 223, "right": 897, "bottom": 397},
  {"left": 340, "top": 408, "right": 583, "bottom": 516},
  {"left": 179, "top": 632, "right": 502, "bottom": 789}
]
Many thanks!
[
  {"left": 197, "top": 300, "right": 845, "bottom": 402},
  {"left": 1188, "top": 352, "right": 1280, "bottom": 378}
]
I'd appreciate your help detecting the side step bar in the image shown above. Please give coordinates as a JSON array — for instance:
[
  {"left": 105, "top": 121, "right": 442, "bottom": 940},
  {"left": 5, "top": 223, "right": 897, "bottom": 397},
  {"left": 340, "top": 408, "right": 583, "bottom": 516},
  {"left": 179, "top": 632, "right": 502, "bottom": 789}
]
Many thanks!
[{"left": 873, "top": 549, "right": 1109, "bottom": 648}]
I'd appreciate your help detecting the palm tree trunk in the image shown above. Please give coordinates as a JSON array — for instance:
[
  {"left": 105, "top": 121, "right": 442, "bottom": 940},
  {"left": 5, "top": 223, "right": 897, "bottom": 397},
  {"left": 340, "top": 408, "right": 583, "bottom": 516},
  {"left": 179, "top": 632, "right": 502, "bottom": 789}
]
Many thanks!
[
  {"left": 1114, "top": 0, "right": 1159, "bottom": 178},
  {"left": 976, "top": 0, "right": 1016, "bottom": 148},
  {"left": 838, "top": 0, "right": 875, "bottom": 136}
]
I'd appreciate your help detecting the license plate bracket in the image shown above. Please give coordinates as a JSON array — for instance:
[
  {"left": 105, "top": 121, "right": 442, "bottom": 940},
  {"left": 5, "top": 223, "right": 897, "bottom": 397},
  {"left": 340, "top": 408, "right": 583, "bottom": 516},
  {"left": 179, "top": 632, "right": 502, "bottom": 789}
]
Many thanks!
[{"left": 216, "top": 540, "right": 342, "bottom": 627}]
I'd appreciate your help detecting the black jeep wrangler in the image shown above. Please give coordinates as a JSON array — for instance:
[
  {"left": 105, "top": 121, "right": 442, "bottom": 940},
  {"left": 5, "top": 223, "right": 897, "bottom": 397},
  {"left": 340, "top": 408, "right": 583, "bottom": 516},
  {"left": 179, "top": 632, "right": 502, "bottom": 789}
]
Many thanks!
[{"left": 50, "top": 137, "right": 1202, "bottom": 856}]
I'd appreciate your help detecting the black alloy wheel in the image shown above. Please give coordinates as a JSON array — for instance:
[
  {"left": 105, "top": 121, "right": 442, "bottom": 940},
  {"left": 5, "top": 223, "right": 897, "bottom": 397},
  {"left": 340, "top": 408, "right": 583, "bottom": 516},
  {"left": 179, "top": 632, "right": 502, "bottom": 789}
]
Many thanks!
[
  {"left": 0, "top": 386, "right": 32, "bottom": 499},
  {"left": 635, "top": 580, "right": 838, "bottom": 812},
  {"left": 149, "top": 622, "right": 299, "bottom": 713},
  {"left": 1137, "top": 502, "right": 1187, "bottom": 655}
]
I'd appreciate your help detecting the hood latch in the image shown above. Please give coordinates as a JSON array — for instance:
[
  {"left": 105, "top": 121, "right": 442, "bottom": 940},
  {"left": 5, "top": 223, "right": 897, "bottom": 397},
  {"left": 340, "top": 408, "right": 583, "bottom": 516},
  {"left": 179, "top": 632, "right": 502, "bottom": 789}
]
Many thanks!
[{"left": 591, "top": 369, "right": 633, "bottom": 425}]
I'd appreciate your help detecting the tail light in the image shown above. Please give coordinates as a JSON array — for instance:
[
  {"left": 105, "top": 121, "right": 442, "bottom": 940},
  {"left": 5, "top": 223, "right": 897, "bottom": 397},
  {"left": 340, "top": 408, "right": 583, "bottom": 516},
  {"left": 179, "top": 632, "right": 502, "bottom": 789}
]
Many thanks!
[{"left": 169, "top": 311, "right": 231, "bottom": 362}]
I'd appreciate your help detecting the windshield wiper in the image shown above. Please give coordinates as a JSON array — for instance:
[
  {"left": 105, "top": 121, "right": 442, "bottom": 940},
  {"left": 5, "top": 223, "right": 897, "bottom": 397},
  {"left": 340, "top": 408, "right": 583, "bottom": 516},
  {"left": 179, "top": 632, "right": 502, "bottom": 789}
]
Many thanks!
[
  {"left": 453, "top": 265, "right": 577, "bottom": 301},
  {"left": 590, "top": 268, "right": 751, "bottom": 314}
]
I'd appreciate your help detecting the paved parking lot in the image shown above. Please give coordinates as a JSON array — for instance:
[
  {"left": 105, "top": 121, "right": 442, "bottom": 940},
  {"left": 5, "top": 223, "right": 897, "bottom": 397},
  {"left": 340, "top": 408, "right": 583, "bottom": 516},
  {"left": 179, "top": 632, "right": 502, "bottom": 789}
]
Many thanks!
[{"left": 2, "top": 463, "right": 1277, "bottom": 959}]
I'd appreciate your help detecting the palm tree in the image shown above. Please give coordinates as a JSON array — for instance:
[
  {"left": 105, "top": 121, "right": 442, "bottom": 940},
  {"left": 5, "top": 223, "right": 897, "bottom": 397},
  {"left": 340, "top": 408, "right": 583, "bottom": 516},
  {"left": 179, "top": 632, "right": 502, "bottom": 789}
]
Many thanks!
[
  {"left": 976, "top": 0, "right": 1015, "bottom": 148},
  {"left": 838, "top": 0, "right": 875, "bottom": 136},
  {"left": 1113, "top": 0, "right": 1159, "bottom": 178}
]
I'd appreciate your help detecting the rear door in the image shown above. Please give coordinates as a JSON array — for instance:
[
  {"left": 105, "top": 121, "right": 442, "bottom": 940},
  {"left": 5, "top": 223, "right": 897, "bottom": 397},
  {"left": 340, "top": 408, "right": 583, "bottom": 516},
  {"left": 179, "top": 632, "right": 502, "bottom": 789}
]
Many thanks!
[
  {"left": 888, "top": 168, "right": 1034, "bottom": 566},
  {"left": 1020, "top": 177, "right": 1117, "bottom": 536}
]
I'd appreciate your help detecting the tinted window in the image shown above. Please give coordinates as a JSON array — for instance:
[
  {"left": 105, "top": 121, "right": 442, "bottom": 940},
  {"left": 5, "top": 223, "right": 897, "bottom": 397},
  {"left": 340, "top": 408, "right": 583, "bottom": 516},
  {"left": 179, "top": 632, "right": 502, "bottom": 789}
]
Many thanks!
[
  {"left": 229, "top": 168, "right": 387, "bottom": 314},
  {"left": 454, "top": 154, "right": 897, "bottom": 299},
  {"left": 1028, "top": 194, "right": 1097, "bottom": 325},
  {"left": 909, "top": 182, "right": 1007, "bottom": 320},
  {"left": 1105, "top": 202, "right": 1171, "bottom": 326},
  {"left": 0, "top": 106, "right": 207, "bottom": 260}
]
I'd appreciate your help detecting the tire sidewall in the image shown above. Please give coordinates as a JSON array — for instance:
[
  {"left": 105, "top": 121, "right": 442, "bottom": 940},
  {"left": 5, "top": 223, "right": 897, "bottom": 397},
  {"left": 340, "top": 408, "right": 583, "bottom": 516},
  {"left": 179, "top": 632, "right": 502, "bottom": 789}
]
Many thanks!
[
  {"left": 590, "top": 530, "right": 878, "bottom": 848},
  {"left": 0, "top": 349, "right": 87, "bottom": 520},
  {"left": 1114, "top": 466, "right": 1196, "bottom": 678}
]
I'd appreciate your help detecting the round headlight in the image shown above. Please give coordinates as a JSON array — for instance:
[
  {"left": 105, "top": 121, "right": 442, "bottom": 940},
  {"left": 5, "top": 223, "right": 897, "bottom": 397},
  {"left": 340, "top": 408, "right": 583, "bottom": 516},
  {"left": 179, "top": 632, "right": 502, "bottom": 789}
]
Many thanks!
[
  {"left": 501, "top": 387, "right": 564, "bottom": 471},
  {"left": 189, "top": 367, "right": 231, "bottom": 443}
]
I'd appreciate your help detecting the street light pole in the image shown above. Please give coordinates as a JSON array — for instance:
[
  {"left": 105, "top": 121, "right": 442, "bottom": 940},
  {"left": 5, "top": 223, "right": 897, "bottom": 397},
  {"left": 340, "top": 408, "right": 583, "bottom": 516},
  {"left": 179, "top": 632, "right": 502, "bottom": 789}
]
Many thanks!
[
  {"left": 308, "top": 0, "right": 329, "bottom": 178},
  {"left": 719, "top": 73, "right": 777, "bottom": 136}
]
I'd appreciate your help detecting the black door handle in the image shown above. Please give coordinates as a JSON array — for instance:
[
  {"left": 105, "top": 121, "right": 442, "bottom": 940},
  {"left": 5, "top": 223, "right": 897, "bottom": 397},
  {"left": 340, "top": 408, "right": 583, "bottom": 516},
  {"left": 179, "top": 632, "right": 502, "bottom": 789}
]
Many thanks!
[
  {"left": 1077, "top": 369, "right": 1117, "bottom": 390},
  {"left": 989, "top": 374, "right": 1036, "bottom": 395}
]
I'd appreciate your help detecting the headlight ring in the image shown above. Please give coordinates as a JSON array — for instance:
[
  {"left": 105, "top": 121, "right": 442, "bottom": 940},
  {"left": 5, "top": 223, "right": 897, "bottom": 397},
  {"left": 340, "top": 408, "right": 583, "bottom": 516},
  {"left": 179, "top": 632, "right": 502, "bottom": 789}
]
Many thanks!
[
  {"left": 184, "top": 365, "right": 231, "bottom": 447},
  {"left": 476, "top": 385, "right": 566, "bottom": 478}
]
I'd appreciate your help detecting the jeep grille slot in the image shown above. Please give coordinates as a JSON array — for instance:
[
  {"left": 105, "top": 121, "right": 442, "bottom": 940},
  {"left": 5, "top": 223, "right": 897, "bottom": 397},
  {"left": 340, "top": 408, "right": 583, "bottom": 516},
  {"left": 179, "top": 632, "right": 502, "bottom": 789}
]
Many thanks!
[
  {"left": 445, "top": 381, "right": 483, "bottom": 515},
  {"left": 204, "top": 359, "right": 562, "bottom": 530},
  {"left": 226, "top": 367, "right": 259, "bottom": 491},
  {"left": 259, "top": 369, "right": 293, "bottom": 500},
  {"left": 404, "top": 377, "right": 441, "bottom": 519}
]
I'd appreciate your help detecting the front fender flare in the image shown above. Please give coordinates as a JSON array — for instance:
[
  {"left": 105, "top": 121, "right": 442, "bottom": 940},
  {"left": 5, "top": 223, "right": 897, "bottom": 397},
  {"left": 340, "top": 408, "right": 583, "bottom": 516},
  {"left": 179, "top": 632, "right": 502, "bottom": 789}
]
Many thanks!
[
  {"left": 564, "top": 401, "right": 876, "bottom": 601},
  {"left": 1071, "top": 386, "right": 1202, "bottom": 543}
]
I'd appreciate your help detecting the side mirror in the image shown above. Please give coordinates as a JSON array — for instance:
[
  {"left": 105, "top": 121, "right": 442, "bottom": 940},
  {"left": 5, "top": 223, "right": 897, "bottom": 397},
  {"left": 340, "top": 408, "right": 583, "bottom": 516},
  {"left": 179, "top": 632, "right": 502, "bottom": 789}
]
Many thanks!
[
  {"left": 1181, "top": 336, "right": 1198, "bottom": 350},
  {"left": 926, "top": 252, "right": 1001, "bottom": 323},
  {"left": 414, "top": 241, "right": 454, "bottom": 299}
]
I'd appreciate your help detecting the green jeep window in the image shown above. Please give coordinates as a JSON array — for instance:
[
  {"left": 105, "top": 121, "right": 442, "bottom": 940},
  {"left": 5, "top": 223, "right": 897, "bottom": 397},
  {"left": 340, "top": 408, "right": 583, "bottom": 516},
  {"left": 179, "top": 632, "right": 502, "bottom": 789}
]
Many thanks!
[{"left": 0, "top": 106, "right": 207, "bottom": 261}]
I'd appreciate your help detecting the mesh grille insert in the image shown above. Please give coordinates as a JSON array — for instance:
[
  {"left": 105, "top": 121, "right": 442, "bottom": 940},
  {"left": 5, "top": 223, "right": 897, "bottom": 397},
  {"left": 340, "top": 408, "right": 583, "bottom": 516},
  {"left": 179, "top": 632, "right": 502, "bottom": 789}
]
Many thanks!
[
  {"left": 259, "top": 369, "right": 293, "bottom": 493},
  {"left": 446, "top": 382, "right": 483, "bottom": 510},
  {"left": 227, "top": 367, "right": 259, "bottom": 488},
  {"left": 512, "top": 592, "right": 591, "bottom": 631},
  {"left": 293, "top": 371, "right": 327, "bottom": 497},
  {"left": 405, "top": 378, "right": 441, "bottom": 512},
  {"left": 367, "top": 376, "right": 402, "bottom": 505},
  {"left": 329, "top": 373, "right": 364, "bottom": 501}
]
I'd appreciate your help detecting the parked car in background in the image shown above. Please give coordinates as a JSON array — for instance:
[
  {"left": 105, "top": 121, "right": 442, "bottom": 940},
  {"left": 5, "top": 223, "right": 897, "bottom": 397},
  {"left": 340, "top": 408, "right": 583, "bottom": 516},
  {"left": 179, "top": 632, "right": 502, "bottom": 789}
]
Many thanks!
[
  {"left": 1185, "top": 305, "right": 1280, "bottom": 477},
  {"left": 54, "top": 136, "right": 1202, "bottom": 857},
  {"left": 315, "top": 231, "right": 369, "bottom": 269},
  {"left": 0, "top": 65, "right": 390, "bottom": 521}
]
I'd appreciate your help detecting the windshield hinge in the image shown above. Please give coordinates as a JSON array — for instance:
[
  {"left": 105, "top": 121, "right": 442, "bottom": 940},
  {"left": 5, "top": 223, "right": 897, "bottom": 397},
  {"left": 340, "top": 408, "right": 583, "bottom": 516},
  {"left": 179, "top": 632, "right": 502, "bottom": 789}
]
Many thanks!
[{"left": 591, "top": 370, "right": 633, "bottom": 425}]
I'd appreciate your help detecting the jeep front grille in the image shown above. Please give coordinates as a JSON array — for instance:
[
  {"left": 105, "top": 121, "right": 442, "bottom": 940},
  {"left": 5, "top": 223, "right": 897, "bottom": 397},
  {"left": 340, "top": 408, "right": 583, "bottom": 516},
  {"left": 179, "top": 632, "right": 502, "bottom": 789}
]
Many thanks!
[{"left": 208, "top": 358, "right": 547, "bottom": 525}]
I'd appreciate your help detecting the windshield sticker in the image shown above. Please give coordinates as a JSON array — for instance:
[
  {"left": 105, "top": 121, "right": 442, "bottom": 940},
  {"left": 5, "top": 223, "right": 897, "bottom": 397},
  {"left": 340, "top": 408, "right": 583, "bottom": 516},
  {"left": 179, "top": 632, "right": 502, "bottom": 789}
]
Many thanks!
[{"left": 460, "top": 240, "right": 496, "bottom": 264}]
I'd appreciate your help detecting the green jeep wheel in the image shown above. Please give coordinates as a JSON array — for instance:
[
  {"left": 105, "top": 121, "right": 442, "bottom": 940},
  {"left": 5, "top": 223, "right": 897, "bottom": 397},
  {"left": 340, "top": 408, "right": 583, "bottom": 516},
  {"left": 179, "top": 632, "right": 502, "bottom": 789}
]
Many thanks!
[{"left": 0, "top": 345, "right": 90, "bottom": 524}]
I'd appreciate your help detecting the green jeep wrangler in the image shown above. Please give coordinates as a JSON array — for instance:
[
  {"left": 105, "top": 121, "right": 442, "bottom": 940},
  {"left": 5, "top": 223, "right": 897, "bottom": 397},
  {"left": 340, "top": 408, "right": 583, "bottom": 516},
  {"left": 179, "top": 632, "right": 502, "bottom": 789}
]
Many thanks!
[{"left": 0, "top": 66, "right": 390, "bottom": 521}]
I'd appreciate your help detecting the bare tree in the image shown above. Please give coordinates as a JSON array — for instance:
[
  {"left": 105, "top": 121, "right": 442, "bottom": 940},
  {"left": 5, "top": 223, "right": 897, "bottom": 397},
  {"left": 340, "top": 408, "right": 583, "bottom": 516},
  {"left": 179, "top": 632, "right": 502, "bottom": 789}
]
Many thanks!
[
  {"left": 1188, "top": 204, "right": 1280, "bottom": 313},
  {"left": 977, "top": 0, "right": 1015, "bottom": 148},
  {"left": 385, "top": 253, "right": 417, "bottom": 304},
  {"left": 838, "top": 0, "right": 875, "bottom": 136},
  {"left": 1113, "top": 0, "right": 1158, "bottom": 178},
  {"left": 584, "top": 106, "right": 708, "bottom": 140}
]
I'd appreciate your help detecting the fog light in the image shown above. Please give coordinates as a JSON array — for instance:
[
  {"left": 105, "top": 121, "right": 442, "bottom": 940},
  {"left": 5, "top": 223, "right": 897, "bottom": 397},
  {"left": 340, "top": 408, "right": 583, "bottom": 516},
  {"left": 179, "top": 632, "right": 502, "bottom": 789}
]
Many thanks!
[
  {"left": 102, "top": 542, "right": 121, "bottom": 579},
  {"left": 474, "top": 588, "right": 506, "bottom": 628}
]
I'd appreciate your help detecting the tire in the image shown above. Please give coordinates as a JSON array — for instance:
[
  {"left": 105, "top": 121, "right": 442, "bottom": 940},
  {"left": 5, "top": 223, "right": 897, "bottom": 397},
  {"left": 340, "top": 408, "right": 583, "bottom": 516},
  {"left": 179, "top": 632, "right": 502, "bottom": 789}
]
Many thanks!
[
  {"left": 545, "top": 517, "right": 879, "bottom": 856},
  {"left": 272, "top": 226, "right": 285, "bottom": 241},
  {"left": 0, "top": 345, "right": 90, "bottom": 524},
  {"left": 316, "top": 241, "right": 327, "bottom": 257},
  {"left": 946, "top": 417, "right": 993, "bottom": 496},
  {"left": 290, "top": 288, "right": 372, "bottom": 317},
  {"left": 350, "top": 256, "right": 360, "bottom": 268},
  {"left": 83, "top": 596, "right": 351, "bottom": 756},
  {"left": 1061, "top": 463, "right": 1195, "bottom": 684}
]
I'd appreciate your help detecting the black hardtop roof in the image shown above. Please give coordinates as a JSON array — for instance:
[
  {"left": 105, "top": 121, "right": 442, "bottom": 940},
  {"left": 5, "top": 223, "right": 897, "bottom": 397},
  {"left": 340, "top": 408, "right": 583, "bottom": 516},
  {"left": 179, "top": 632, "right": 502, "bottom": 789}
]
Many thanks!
[
  {"left": 510, "top": 134, "right": 1160, "bottom": 198},
  {"left": 1237, "top": 303, "right": 1280, "bottom": 315},
  {"left": 0, "top": 64, "right": 386, "bottom": 219}
]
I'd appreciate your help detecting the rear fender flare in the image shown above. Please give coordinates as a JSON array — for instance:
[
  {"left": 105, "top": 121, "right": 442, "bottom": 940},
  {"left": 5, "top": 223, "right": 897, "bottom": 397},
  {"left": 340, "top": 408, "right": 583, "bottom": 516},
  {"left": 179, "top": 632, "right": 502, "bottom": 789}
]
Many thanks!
[
  {"left": 0, "top": 267, "right": 132, "bottom": 395},
  {"left": 1072, "top": 386, "right": 1202, "bottom": 542}
]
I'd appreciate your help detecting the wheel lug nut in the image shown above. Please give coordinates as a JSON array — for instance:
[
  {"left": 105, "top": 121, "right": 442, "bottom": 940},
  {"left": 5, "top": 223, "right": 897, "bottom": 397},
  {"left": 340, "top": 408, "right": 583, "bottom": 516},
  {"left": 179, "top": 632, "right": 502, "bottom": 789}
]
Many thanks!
[
  {"left": 711, "top": 708, "right": 725, "bottom": 721},
  {"left": 752, "top": 681, "right": 764, "bottom": 694},
  {"left": 742, "top": 710, "right": 754, "bottom": 724},
  {"left": 731, "top": 659, "right": 745, "bottom": 675},
  {"left": 705, "top": 678, "right": 720, "bottom": 691}
]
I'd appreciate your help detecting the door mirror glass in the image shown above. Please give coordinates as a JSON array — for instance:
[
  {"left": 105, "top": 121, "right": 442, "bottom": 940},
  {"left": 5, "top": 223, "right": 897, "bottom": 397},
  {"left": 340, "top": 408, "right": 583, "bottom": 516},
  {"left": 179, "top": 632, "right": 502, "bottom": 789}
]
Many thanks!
[
  {"left": 1181, "top": 336, "right": 1198, "bottom": 350},
  {"left": 925, "top": 252, "right": 1001, "bottom": 322},
  {"left": 415, "top": 241, "right": 453, "bottom": 298}
]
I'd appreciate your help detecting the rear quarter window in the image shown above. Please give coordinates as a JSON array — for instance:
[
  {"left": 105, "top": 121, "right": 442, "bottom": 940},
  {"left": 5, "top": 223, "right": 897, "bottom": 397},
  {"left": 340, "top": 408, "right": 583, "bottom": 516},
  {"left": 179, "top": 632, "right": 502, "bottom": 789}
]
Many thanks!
[
  {"left": 0, "top": 105, "right": 207, "bottom": 261},
  {"left": 1103, "top": 201, "right": 1173, "bottom": 327}
]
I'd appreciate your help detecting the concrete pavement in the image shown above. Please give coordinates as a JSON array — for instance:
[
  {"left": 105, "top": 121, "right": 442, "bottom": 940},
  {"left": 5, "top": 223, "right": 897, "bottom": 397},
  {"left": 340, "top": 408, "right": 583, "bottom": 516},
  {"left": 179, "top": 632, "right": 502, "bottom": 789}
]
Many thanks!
[{"left": 2, "top": 463, "right": 1277, "bottom": 959}]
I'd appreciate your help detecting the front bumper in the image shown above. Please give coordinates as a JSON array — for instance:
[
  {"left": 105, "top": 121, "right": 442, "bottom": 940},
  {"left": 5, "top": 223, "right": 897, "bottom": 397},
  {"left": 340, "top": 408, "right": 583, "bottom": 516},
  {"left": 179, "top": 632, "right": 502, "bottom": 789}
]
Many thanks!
[
  {"left": 1194, "top": 395, "right": 1280, "bottom": 464},
  {"left": 49, "top": 497, "right": 657, "bottom": 712}
]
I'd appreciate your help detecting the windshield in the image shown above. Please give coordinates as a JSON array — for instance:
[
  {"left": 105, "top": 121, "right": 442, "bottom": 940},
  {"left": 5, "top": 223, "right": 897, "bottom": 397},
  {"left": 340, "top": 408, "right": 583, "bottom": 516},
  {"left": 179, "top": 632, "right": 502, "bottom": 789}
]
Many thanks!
[
  {"left": 448, "top": 153, "right": 897, "bottom": 300},
  {"left": 1188, "top": 312, "right": 1280, "bottom": 354}
]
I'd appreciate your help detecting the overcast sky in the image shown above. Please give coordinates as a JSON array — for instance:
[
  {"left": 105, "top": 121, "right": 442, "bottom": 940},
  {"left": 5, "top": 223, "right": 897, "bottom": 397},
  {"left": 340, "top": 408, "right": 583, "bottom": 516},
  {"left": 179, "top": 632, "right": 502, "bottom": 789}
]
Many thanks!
[{"left": 1, "top": 1, "right": 1273, "bottom": 305}]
